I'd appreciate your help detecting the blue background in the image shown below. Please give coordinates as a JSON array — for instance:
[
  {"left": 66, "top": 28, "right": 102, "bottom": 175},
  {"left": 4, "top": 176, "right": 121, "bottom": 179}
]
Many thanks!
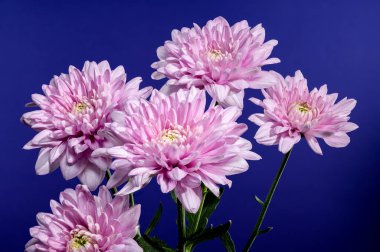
[{"left": 1, "top": 0, "right": 379, "bottom": 251}]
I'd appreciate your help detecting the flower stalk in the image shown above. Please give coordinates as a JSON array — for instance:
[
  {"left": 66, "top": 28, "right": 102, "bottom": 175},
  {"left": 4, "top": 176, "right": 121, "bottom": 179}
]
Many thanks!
[
  {"left": 177, "top": 199, "right": 187, "bottom": 251},
  {"left": 105, "top": 170, "right": 118, "bottom": 195},
  {"left": 243, "top": 148, "right": 293, "bottom": 252},
  {"left": 192, "top": 186, "right": 208, "bottom": 234}
]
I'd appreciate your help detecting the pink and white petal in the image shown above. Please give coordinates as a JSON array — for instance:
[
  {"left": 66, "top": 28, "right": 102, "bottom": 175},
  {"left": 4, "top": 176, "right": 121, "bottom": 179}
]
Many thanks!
[
  {"left": 106, "top": 146, "right": 132, "bottom": 159},
  {"left": 333, "top": 98, "right": 357, "bottom": 115},
  {"left": 89, "top": 156, "right": 111, "bottom": 171},
  {"left": 35, "top": 148, "right": 54, "bottom": 175},
  {"left": 138, "top": 86, "right": 153, "bottom": 99},
  {"left": 278, "top": 135, "right": 300, "bottom": 154},
  {"left": 151, "top": 71, "right": 166, "bottom": 80},
  {"left": 108, "top": 239, "right": 143, "bottom": 252},
  {"left": 167, "top": 167, "right": 188, "bottom": 181},
  {"left": 241, "top": 150, "right": 262, "bottom": 160},
  {"left": 205, "top": 84, "right": 230, "bottom": 102},
  {"left": 255, "top": 122, "right": 279, "bottom": 145},
  {"left": 229, "top": 80, "right": 250, "bottom": 90},
  {"left": 77, "top": 163, "right": 105, "bottom": 191},
  {"left": 49, "top": 143, "right": 66, "bottom": 164},
  {"left": 98, "top": 186, "right": 112, "bottom": 206},
  {"left": 110, "top": 111, "right": 127, "bottom": 124},
  {"left": 159, "top": 83, "right": 184, "bottom": 95},
  {"left": 248, "top": 113, "right": 268, "bottom": 126},
  {"left": 248, "top": 97, "right": 264, "bottom": 107},
  {"left": 91, "top": 147, "right": 109, "bottom": 158},
  {"left": 60, "top": 157, "right": 86, "bottom": 180},
  {"left": 262, "top": 57, "right": 281, "bottom": 65},
  {"left": 118, "top": 204, "right": 141, "bottom": 237},
  {"left": 157, "top": 174, "right": 177, "bottom": 193},
  {"left": 323, "top": 132, "right": 350, "bottom": 148},
  {"left": 219, "top": 90, "right": 244, "bottom": 108},
  {"left": 117, "top": 174, "right": 152, "bottom": 196},
  {"left": 175, "top": 185, "right": 202, "bottom": 213},
  {"left": 23, "top": 129, "right": 53, "bottom": 149},
  {"left": 249, "top": 71, "right": 278, "bottom": 89},
  {"left": 221, "top": 105, "right": 242, "bottom": 123},
  {"left": 224, "top": 157, "right": 249, "bottom": 175},
  {"left": 181, "top": 174, "right": 202, "bottom": 189},
  {"left": 200, "top": 175, "right": 220, "bottom": 197},
  {"left": 305, "top": 134, "right": 323, "bottom": 155},
  {"left": 340, "top": 122, "right": 359, "bottom": 132},
  {"left": 125, "top": 77, "right": 143, "bottom": 92},
  {"left": 106, "top": 168, "right": 130, "bottom": 188}
]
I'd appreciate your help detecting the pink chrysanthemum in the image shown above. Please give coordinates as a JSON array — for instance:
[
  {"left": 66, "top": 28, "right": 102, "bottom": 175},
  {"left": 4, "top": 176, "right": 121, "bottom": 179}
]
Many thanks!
[
  {"left": 21, "top": 61, "right": 152, "bottom": 190},
  {"left": 151, "top": 16, "right": 279, "bottom": 108},
  {"left": 249, "top": 70, "right": 358, "bottom": 154},
  {"left": 25, "top": 185, "right": 142, "bottom": 252},
  {"left": 93, "top": 87, "right": 260, "bottom": 213}
]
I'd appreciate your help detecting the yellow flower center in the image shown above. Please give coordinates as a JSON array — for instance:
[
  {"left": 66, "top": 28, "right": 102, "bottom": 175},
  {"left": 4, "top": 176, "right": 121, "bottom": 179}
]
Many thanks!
[
  {"left": 295, "top": 102, "right": 311, "bottom": 113},
  {"left": 208, "top": 49, "right": 230, "bottom": 61},
  {"left": 160, "top": 129, "right": 182, "bottom": 143},
  {"left": 73, "top": 102, "right": 88, "bottom": 113},
  {"left": 69, "top": 235, "right": 91, "bottom": 250}
]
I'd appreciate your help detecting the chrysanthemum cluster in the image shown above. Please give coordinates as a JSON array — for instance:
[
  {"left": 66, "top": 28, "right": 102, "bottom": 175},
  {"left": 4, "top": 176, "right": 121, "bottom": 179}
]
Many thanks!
[{"left": 21, "top": 16, "right": 358, "bottom": 252}]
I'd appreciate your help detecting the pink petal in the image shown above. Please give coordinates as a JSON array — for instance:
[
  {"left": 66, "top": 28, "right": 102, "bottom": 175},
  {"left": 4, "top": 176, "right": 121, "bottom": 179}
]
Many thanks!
[
  {"left": 323, "top": 132, "right": 350, "bottom": 148},
  {"left": 278, "top": 135, "right": 300, "bottom": 154},
  {"left": 157, "top": 174, "right": 177, "bottom": 193},
  {"left": 175, "top": 185, "right": 202, "bottom": 213},
  {"left": 35, "top": 148, "right": 53, "bottom": 175},
  {"left": 167, "top": 167, "right": 188, "bottom": 181},
  {"left": 249, "top": 71, "right": 277, "bottom": 89},
  {"left": 305, "top": 134, "right": 323, "bottom": 155},
  {"left": 118, "top": 204, "right": 141, "bottom": 237},
  {"left": 77, "top": 163, "right": 105, "bottom": 191},
  {"left": 60, "top": 157, "right": 86, "bottom": 180},
  {"left": 205, "top": 84, "right": 230, "bottom": 102}
]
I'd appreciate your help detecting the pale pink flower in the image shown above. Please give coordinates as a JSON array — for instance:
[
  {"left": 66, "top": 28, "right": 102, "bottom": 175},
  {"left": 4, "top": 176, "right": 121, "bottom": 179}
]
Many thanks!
[
  {"left": 25, "top": 185, "right": 142, "bottom": 252},
  {"left": 151, "top": 16, "right": 279, "bottom": 108},
  {"left": 93, "top": 87, "right": 260, "bottom": 213},
  {"left": 249, "top": 70, "right": 358, "bottom": 154},
  {"left": 21, "top": 61, "right": 152, "bottom": 190}
]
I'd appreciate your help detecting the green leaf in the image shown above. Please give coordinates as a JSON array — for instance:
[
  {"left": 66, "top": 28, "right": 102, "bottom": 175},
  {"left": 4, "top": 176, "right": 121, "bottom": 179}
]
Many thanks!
[
  {"left": 136, "top": 235, "right": 175, "bottom": 252},
  {"left": 186, "top": 211, "right": 197, "bottom": 233},
  {"left": 259, "top": 226, "right": 273, "bottom": 235},
  {"left": 201, "top": 187, "right": 224, "bottom": 221},
  {"left": 254, "top": 195, "right": 264, "bottom": 206},
  {"left": 220, "top": 231, "right": 236, "bottom": 252},
  {"left": 187, "top": 220, "right": 232, "bottom": 246},
  {"left": 144, "top": 202, "right": 163, "bottom": 235},
  {"left": 187, "top": 187, "right": 224, "bottom": 234}
]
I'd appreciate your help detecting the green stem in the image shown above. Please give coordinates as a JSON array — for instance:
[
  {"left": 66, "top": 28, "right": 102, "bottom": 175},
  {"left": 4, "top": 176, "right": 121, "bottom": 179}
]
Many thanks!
[
  {"left": 177, "top": 199, "right": 187, "bottom": 252},
  {"left": 129, "top": 193, "right": 135, "bottom": 206},
  {"left": 243, "top": 148, "right": 293, "bottom": 252},
  {"left": 105, "top": 170, "right": 118, "bottom": 195},
  {"left": 192, "top": 186, "right": 208, "bottom": 234}
]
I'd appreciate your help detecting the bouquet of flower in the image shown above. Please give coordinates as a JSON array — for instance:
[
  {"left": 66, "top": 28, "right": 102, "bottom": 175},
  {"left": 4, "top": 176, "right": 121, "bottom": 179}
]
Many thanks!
[{"left": 21, "top": 17, "right": 357, "bottom": 252}]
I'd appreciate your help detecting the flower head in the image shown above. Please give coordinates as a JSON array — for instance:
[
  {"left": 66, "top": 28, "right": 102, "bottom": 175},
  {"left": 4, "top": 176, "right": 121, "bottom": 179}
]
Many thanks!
[
  {"left": 151, "top": 16, "right": 279, "bottom": 108},
  {"left": 21, "top": 61, "right": 152, "bottom": 190},
  {"left": 93, "top": 87, "right": 261, "bottom": 213},
  {"left": 25, "top": 185, "right": 142, "bottom": 252},
  {"left": 249, "top": 70, "right": 358, "bottom": 154}
]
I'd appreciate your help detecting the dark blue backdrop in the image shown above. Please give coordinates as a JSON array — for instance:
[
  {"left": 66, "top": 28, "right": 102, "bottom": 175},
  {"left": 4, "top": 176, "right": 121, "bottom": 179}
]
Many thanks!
[{"left": 1, "top": 0, "right": 379, "bottom": 251}]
